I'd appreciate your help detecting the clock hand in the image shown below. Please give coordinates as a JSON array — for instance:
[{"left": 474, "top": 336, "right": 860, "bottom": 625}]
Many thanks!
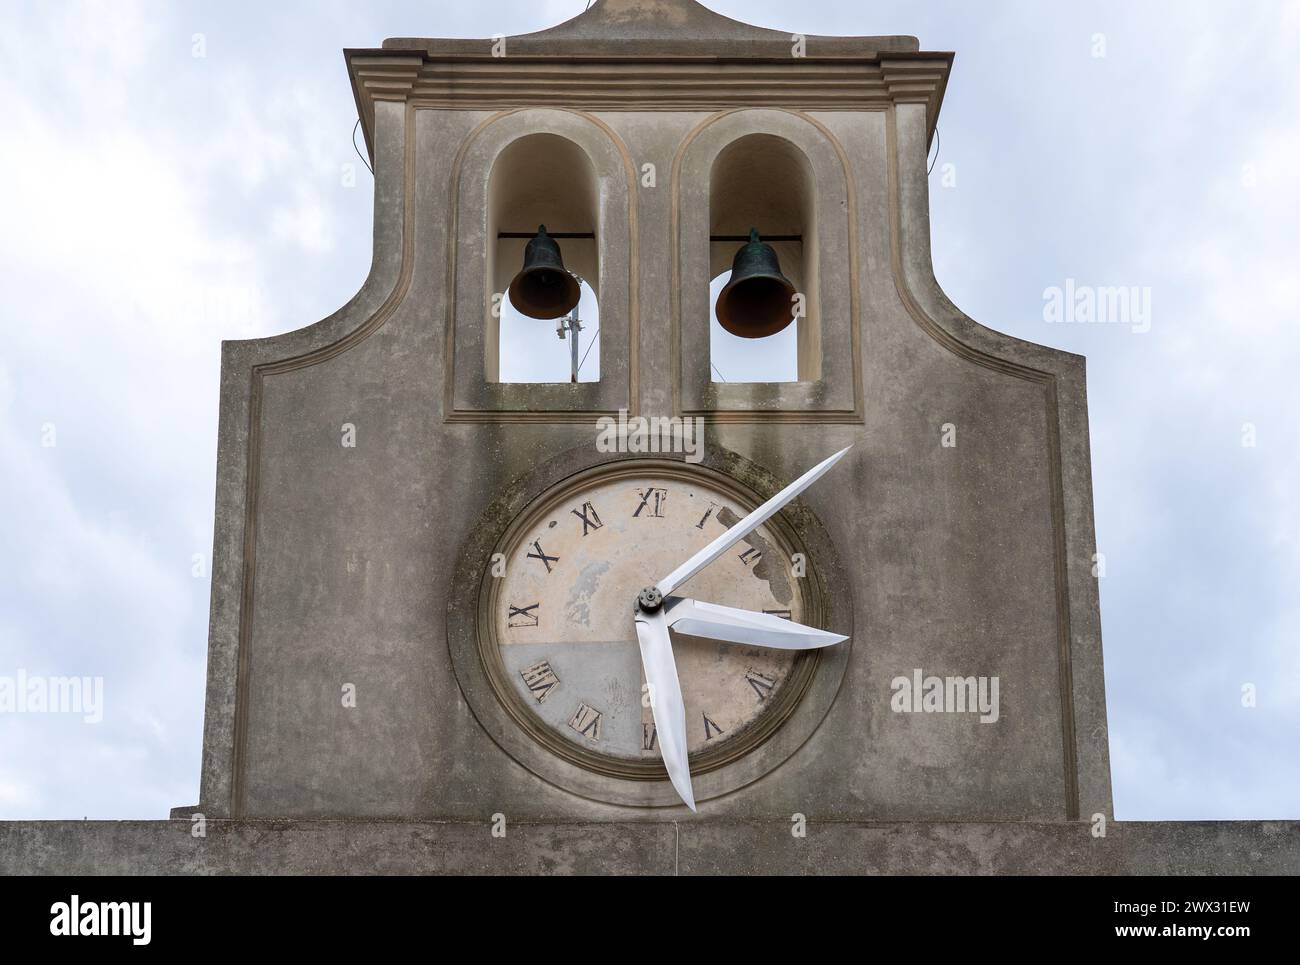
[
  {"left": 661, "top": 596, "right": 847, "bottom": 650},
  {"left": 631, "top": 447, "right": 851, "bottom": 810},
  {"left": 654, "top": 446, "right": 852, "bottom": 598},
  {"left": 633, "top": 606, "right": 696, "bottom": 811}
]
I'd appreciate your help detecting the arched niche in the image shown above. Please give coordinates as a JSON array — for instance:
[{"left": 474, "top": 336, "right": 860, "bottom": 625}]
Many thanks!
[
  {"left": 709, "top": 133, "right": 815, "bottom": 383},
  {"left": 676, "top": 110, "right": 857, "bottom": 417},
  {"left": 450, "top": 110, "right": 632, "bottom": 415},
  {"left": 488, "top": 134, "right": 600, "bottom": 383}
]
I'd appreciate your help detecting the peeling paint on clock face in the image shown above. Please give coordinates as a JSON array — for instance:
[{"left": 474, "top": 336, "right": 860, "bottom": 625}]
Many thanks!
[{"left": 495, "top": 473, "right": 804, "bottom": 762}]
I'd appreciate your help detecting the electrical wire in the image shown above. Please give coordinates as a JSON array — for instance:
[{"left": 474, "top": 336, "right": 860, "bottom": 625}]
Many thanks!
[
  {"left": 352, "top": 118, "right": 373, "bottom": 175},
  {"left": 927, "top": 125, "right": 941, "bottom": 175},
  {"left": 576, "top": 325, "right": 600, "bottom": 376}
]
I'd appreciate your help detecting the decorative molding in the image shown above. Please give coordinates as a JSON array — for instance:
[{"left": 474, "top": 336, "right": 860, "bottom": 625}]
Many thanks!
[
  {"left": 670, "top": 108, "right": 865, "bottom": 424},
  {"left": 880, "top": 58, "right": 951, "bottom": 140},
  {"left": 445, "top": 444, "right": 853, "bottom": 809},
  {"left": 348, "top": 51, "right": 952, "bottom": 164},
  {"left": 347, "top": 55, "right": 422, "bottom": 161},
  {"left": 477, "top": 460, "right": 823, "bottom": 782},
  {"left": 440, "top": 108, "right": 640, "bottom": 422}
]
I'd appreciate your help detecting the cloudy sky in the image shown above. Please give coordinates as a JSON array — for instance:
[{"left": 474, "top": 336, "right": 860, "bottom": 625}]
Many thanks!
[{"left": 0, "top": 0, "right": 1296, "bottom": 821}]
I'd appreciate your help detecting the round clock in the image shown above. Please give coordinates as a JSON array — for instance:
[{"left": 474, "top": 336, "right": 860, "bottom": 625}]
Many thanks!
[
  {"left": 491, "top": 463, "right": 815, "bottom": 776},
  {"left": 447, "top": 445, "right": 852, "bottom": 808}
]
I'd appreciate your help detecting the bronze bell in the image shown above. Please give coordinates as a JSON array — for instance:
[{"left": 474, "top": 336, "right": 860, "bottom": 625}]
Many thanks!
[
  {"left": 715, "top": 228, "right": 798, "bottom": 339},
  {"left": 508, "top": 225, "right": 582, "bottom": 320}
]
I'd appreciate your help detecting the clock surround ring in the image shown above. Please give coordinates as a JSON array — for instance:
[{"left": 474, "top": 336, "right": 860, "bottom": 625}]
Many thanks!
[
  {"left": 483, "top": 459, "right": 821, "bottom": 780},
  {"left": 446, "top": 442, "right": 854, "bottom": 809}
]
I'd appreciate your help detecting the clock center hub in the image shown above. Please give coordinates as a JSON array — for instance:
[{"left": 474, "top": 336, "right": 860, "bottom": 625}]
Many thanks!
[{"left": 636, "top": 585, "right": 664, "bottom": 613}]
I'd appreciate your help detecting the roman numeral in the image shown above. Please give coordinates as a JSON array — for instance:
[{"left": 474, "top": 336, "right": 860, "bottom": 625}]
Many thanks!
[
  {"left": 762, "top": 609, "right": 792, "bottom": 620},
  {"left": 702, "top": 713, "right": 724, "bottom": 741},
  {"left": 738, "top": 547, "right": 762, "bottom": 566},
  {"left": 633, "top": 487, "right": 668, "bottom": 518},
  {"left": 525, "top": 539, "right": 559, "bottom": 572},
  {"left": 567, "top": 703, "right": 603, "bottom": 741},
  {"left": 570, "top": 500, "right": 604, "bottom": 536},
  {"left": 745, "top": 669, "right": 777, "bottom": 701},
  {"left": 506, "top": 602, "right": 540, "bottom": 628},
  {"left": 695, "top": 502, "right": 718, "bottom": 529},
  {"left": 520, "top": 660, "right": 560, "bottom": 702},
  {"left": 642, "top": 722, "right": 658, "bottom": 752}
]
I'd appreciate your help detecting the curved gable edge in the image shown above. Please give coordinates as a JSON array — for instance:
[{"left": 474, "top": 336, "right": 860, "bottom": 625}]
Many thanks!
[
  {"left": 198, "top": 99, "right": 412, "bottom": 816},
  {"left": 891, "top": 101, "right": 1113, "bottom": 821}
]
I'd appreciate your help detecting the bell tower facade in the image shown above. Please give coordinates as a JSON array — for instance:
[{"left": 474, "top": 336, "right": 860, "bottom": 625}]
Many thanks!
[
  {"left": 194, "top": 0, "right": 1111, "bottom": 824},
  {"left": 8, "top": 0, "right": 1300, "bottom": 877}
]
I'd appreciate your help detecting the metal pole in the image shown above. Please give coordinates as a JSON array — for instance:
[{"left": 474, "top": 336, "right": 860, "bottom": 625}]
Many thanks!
[{"left": 568, "top": 303, "right": 582, "bottom": 383}]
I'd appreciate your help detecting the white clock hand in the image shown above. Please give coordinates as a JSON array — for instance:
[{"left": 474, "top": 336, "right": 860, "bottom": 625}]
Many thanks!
[
  {"left": 632, "top": 447, "right": 852, "bottom": 811},
  {"left": 633, "top": 607, "right": 695, "bottom": 811},
  {"left": 661, "top": 596, "right": 847, "bottom": 650},
  {"left": 653, "top": 446, "right": 852, "bottom": 598},
  {"left": 634, "top": 597, "right": 844, "bottom": 811}
]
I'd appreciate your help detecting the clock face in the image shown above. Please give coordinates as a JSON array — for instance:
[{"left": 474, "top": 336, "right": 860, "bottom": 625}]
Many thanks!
[{"left": 486, "top": 463, "right": 817, "bottom": 774}]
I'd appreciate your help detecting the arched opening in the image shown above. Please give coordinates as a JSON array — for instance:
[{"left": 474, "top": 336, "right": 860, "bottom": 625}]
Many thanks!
[
  {"left": 708, "top": 270, "right": 798, "bottom": 383},
  {"left": 486, "top": 133, "right": 600, "bottom": 383},
  {"left": 497, "top": 277, "right": 600, "bottom": 383},
  {"left": 708, "top": 134, "right": 817, "bottom": 383}
]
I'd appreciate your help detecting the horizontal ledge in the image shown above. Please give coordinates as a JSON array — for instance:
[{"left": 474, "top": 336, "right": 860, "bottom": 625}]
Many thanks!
[
  {"left": 497, "top": 233, "right": 804, "bottom": 242},
  {"left": 498, "top": 232, "right": 593, "bottom": 239},
  {"left": 5, "top": 819, "right": 1297, "bottom": 875}
]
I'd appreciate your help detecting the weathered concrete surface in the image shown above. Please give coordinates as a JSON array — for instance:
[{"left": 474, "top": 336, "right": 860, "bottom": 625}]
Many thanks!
[{"left": 3, "top": 821, "right": 1297, "bottom": 876}]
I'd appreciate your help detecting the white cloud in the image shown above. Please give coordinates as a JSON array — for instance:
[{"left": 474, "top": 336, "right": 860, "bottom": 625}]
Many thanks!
[{"left": 0, "top": 0, "right": 364, "bottom": 817}]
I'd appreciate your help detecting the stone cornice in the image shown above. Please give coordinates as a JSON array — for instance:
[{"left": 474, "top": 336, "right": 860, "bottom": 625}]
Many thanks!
[
  {"left": 347, "top": 49, "right": 952, "bottom": 162},
  {"left": 346, "top": 53, "right": 422, "bottom": 162}
]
